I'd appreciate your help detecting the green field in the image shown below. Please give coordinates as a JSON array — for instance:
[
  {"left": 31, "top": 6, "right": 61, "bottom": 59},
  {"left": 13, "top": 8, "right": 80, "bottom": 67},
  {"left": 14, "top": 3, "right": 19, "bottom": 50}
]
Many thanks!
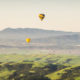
[{"left": 0, "top": 50, "right": 80, "bottom": 80}]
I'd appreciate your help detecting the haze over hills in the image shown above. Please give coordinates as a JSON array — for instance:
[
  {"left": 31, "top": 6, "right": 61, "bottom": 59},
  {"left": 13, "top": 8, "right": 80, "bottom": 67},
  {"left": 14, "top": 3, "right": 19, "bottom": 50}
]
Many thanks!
[{"left": 0, "top": 28, "right": 80, "bottom": 50}]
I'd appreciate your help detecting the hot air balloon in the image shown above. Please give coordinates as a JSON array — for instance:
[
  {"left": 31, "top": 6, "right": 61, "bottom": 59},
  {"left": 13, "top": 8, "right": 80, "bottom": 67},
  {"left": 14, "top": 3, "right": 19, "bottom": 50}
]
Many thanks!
[
  {"left": 26, "top": 38, "right": 31, "bottom": 43},
  {"left": 39, "top": 14, "right": 45, "bottom": 21}
]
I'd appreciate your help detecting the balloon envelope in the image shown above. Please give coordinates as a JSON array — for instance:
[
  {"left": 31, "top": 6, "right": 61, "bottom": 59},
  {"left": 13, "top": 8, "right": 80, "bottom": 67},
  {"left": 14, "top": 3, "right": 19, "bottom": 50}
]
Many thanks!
[
  {"left": 39, "top": 14, "right": 45, "bottom": 21},
  {"left": 26, "top": 38, "right": 31, "bottom": 43}
]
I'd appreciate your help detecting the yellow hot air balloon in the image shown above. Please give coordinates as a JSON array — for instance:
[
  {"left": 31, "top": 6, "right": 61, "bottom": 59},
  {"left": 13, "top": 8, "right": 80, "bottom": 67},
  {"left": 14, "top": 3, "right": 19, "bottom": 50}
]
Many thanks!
[
  {"left": 39, "top": 14, "right": 45, "bottom": 21},
  {"left": 26, "top": 38, "right": 31, "bottom": 43}
]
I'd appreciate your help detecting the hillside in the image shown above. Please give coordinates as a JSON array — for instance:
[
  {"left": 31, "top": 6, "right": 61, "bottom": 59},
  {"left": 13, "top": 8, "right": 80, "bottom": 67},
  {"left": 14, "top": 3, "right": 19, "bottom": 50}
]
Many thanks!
[
  {"left": 0, "top": 53, "right": 80, "bottom": 80},
  {"left": 0, "top": 28, "right": 80, "bottom": 80},
  {"left": 0, "top": 28, "right": 80, "bottom": 50}
]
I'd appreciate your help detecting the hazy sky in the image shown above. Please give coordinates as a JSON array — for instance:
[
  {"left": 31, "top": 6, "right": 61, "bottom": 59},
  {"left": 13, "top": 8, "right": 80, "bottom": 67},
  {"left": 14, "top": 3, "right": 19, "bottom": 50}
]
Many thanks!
[{"left": 0, "top": 0, "right": 80, "bottom": 32}]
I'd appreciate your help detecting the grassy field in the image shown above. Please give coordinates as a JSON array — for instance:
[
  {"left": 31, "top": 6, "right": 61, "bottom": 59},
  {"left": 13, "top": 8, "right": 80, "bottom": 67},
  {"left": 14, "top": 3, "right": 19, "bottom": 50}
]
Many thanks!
[{"left": 0, "top": 49, "right": 80, "bottom": 80}]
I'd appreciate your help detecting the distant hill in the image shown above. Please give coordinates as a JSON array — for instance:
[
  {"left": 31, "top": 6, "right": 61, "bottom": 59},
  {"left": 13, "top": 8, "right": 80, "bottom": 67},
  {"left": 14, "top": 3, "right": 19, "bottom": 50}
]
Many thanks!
[{"left": 0, "top": 28, "right": 80, "bottom": 49}]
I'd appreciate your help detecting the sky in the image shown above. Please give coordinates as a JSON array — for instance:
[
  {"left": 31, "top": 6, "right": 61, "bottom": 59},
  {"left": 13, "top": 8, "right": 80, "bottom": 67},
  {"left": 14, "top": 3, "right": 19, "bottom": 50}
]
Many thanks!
[{"left": 0, "top": 0, "right": 80, "bottom": 32}]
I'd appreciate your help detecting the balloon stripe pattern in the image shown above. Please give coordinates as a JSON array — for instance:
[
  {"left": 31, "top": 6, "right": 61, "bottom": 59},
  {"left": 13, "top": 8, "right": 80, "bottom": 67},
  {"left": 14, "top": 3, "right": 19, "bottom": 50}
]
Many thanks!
[{"left": 39, "top": 14, "right": 45, "bottom": 21}]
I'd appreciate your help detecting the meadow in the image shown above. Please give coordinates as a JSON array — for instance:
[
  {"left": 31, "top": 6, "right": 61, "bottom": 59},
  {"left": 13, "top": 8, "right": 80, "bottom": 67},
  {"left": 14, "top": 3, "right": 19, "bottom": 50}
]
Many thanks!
[{"left": 0, "top": 49, "right": 80, "bottom": 80}]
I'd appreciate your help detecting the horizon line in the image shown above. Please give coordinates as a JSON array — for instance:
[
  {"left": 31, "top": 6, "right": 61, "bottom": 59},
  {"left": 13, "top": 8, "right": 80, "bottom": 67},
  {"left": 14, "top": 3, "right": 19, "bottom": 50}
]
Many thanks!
[{"left": 0, "top": 27, "right": 78, "bottom": 33}]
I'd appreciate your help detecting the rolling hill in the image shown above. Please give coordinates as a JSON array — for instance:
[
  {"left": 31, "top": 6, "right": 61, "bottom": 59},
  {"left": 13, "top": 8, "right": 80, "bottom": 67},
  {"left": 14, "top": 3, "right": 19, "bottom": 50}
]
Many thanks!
[{"left": 0, "top": 28, "right": 80, "bottom": 50}]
